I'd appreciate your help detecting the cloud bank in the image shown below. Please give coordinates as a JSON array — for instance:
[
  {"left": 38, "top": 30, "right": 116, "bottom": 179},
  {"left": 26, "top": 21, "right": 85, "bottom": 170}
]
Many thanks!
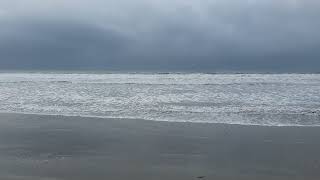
[{"left": 0, "top": 0, "right": 319, "bottom": 72}]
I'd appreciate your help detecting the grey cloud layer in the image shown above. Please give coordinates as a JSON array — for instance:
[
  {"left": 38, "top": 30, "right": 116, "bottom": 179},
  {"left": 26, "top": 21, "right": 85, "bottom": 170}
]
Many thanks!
[{"left": 0, "top": 0, "right": 319, "bottom": 72}]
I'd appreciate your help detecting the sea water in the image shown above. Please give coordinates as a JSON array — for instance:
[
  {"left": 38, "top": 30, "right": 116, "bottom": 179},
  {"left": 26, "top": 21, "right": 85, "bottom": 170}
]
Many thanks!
[{"left": 0, "top": 73, "right": 319, "bottom": 126}]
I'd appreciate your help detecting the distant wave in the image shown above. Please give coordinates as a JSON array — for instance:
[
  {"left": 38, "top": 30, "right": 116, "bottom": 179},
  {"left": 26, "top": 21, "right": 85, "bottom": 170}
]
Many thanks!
[
  {"left": 0, "top": 81, "right": 316, "bottom": 86},
  {"left": 0, "top": 80, "right": 73, "bottom": 84}
]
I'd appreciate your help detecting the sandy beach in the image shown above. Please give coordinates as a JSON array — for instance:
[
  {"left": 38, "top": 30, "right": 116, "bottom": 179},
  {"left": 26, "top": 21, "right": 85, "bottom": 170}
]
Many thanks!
[{"left": 0, "top": 113, "right": 320, "bottom": 180}]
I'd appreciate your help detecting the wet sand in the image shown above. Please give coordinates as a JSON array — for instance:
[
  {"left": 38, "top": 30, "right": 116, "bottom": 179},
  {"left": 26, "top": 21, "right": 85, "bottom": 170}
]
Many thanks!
[{"left": 0, "top": 113, "right": 320, "bottom": 180}]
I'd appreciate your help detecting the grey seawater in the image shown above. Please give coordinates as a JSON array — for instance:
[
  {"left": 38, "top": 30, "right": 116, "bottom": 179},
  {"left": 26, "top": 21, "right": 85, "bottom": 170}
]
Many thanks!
[{"left": 0, "top": 73, "right": 319, "bottom": 126}]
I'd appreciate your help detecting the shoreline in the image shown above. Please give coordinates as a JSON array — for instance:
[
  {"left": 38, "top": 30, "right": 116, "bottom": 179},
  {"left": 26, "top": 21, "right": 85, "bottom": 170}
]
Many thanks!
[
  {"left": 1, "top": 113, "right": 320, "bottom": 179},
  {"left": 0, "top": 112, "right": 319, "bottom": 127}
]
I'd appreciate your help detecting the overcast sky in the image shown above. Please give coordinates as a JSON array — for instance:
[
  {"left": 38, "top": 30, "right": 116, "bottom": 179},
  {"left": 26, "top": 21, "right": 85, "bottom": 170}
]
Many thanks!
[{"left": 0, "top": 0, "right": 319, "bottom": 72}]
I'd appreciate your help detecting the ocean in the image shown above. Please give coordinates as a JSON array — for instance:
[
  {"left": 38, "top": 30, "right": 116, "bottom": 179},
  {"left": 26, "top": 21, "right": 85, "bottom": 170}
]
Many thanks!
[{"left": 0, "top": 72, "right": 319, "bottom": 126}]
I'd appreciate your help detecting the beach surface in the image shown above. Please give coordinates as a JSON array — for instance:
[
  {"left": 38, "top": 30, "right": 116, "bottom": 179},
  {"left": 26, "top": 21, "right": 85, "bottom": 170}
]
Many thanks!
[{"left": 0, "top": 113, "right": 320, "bottom": 180}]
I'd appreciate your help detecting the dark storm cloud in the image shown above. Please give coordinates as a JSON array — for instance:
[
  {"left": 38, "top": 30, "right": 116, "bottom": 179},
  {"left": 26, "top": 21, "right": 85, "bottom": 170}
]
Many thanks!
[
  {"left": 0, "top": 0, "right": 319, "bottom": 72},
  {"left": 0, "top": 19, "right": 133, "bottom": 69}
]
